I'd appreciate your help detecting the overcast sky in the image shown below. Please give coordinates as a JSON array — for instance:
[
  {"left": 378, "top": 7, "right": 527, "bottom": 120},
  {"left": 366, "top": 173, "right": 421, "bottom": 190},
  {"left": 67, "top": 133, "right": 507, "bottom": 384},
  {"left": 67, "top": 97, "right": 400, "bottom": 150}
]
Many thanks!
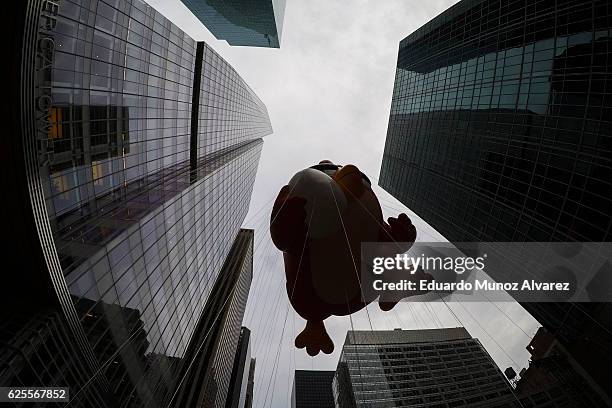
[{"left": 148, "top": 1, "right": 540, "bottom": 406}]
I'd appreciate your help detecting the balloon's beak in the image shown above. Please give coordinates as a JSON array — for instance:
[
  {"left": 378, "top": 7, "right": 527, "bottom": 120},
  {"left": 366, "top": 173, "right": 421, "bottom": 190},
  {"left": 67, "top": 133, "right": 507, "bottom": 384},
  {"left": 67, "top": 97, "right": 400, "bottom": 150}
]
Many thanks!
[{"left": 333, "top": 164, "right": 365, "bottom": 198}]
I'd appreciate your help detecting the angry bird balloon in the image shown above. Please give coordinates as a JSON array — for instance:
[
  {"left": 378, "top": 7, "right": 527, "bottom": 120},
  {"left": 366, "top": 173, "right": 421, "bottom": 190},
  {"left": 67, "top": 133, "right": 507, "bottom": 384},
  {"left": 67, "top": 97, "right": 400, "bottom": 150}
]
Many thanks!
[{"left": 270, "top": 161, "right": 427, "bottom": 356}]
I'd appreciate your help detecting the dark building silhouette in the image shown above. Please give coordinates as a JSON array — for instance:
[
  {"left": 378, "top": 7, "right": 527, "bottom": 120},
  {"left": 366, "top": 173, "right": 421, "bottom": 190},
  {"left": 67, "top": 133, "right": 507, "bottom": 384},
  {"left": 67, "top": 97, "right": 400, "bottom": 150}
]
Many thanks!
[
  {"left": 333, "top": 328, "right": 516, "bottom": 407},
  {"left": 512, "top": 327, "right": 610, "bottom": 407},
  {"left": 245, "top": 358, "right": 256, "bottom": 408},
  {"left": 171, "top": 229, "right": 254, "bottom": 408},
  {"left": 5, "top": 0, "right": 270, "bottom": 406},
  {"left": 379, "top": 0, "right": 612, "bottom": 400},
  {"left": 291, "top": 370, "right": 335, "bottom": 408},
  {"left": 75, "top": 299, "right": 153, "bottom": 405},
  {"left": 180, "top": 0, "right": 286, "bottom": 47},
  {"left": 0, "top": 310, "right": 111, "bottom": 407},
  {"left": 226, "top": 327, "right": 253, "bottom": 408}
]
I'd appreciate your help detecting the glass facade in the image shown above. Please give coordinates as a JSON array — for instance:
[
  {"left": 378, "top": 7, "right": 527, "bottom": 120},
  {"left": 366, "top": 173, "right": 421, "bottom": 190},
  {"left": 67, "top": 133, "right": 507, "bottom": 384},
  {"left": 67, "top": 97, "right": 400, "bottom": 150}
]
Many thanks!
[
  {"left": 171, "top": 229, "right": 254, "bottom": 408},
  {"left": 379, "top": 0, "right": 612, "bottom": 401},
  {"left": 380, "top": 0, "right": 611, "bottom": 243},
  {"left": 245, "top": 358, "right": 256, "bottom": 408},
  {"left": 196, "top": 41, "right": 273, "bottom": 158},
  {"left": 201, "top": 230, "right": 253, "bottom": 408},
  {"left": 291, "top": 370, "right": 336, "bottom": 408},
  {"left": 227, "top": 327, "right": 253, "bottom": 408},
  {"left": 45, "top": 0, "right": 196, "bottom": 220},
  {"left": 179, "top": 0, "right": 286, "bottom": 48},
  {"left": 65, "top": 139, "right": 261, "bottom": 356},
  {"left": 332, "top": 328, "right": 515, "bottom": 408},
  {"left": 8, "top": 0, "right": 271, "bottom": 406},
  {"left": 0, "top": 310, "right": 110, "bottom": 407},
  {"left": 514, "top": 327, "right": 609, "bottom": 407}
]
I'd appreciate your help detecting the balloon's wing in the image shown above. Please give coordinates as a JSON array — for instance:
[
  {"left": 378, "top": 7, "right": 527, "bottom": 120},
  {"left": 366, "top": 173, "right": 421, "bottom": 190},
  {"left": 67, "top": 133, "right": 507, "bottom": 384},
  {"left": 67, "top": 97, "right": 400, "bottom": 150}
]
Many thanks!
[{"left": 270, "top": 185, "right": 308, "bottom": 252}]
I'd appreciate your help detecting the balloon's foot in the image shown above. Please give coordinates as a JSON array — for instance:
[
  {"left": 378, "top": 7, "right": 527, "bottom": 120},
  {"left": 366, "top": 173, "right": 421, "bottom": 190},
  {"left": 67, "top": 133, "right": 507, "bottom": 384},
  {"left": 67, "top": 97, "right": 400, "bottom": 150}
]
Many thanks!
[
  {"left": 295, "top": 320, "right": 334, "bottom": 356},
  {"left": 379, "top": 300, "right": 398, "bottom": 311}
]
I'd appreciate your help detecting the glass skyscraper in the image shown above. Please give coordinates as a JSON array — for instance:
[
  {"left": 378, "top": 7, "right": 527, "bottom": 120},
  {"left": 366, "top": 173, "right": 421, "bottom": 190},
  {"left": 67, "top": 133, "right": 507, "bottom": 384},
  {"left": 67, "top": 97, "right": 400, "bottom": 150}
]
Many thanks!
[
  {"left": 5, "top": 0, "right": 270, "bottom": 406},
  {"left": 227, "top": 327, "right": 253, "bottom": 408},
  {"left": 381, "top": 0, "right": 611, "bottom": 243},
  {"left": 179, "top": 0, "right": 286, "bottom": 48},
  {"left": 291, "top": 370, "right": 336, "bottom": 408},
  {"left": 245, "top": 358, "right": 256, "bottom": 408},
  {"left": 332, "top": 328, "right": 516, "bottom": 407},
  {"left": 171, "top": 229, "right": 254, "bottom": 408},
  {"left": 379, "top": 0, "right": 612, "bottom": 400}
]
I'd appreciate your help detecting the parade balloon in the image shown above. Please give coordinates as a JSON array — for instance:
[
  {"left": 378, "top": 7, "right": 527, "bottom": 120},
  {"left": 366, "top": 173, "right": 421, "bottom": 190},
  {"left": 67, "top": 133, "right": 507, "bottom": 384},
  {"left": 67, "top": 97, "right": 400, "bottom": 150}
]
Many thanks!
[{"left": 270, "top": 161, "right": 427, "bottom": 356}]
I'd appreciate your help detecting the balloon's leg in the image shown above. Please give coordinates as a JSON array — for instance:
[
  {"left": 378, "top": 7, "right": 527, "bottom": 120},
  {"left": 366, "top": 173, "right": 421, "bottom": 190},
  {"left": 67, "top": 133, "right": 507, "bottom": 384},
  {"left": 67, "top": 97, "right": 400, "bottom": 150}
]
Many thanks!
[
  {"left": 295, "top": 320, "right": 334, "bottom": 356},
  {"left": 378, "top": 300, "right": 398, "bottom": 311}
]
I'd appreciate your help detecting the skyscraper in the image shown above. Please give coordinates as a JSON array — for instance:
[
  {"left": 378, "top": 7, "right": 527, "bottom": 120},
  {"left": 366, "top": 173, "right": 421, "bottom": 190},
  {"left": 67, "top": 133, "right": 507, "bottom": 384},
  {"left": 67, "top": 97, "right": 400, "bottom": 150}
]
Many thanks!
[
  {"left": 245, "top": 358, "right": 256, "bottom": 408},
  {"left": 180, "top": 0, "right": 286, "bottom": 48},
  {"left": 0, "top": 310, "right": 112, "bottom": 406},
  {"left": 171, "top": 229, "right": 254, "bottom": 408},
  {"left": 380, "top": 0, "right": 611, "bottom": 244},
  {"left": 513, "top": 327, "right": 610, "bottom": 407},
  {"left": 333, "top": 328, "right": 516, "bottom": 407},
  {"left": 379, "top": 0, "right": 612, "bottom": 399},
  {"left": 5, "top": 0, "right": 271, "bottom": 406},
  {"left": 291, "top": 370, "right": 336, "bottom": 408},
  {"left": 227, "top": 327, "right": 253, "bottom": 408}
]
